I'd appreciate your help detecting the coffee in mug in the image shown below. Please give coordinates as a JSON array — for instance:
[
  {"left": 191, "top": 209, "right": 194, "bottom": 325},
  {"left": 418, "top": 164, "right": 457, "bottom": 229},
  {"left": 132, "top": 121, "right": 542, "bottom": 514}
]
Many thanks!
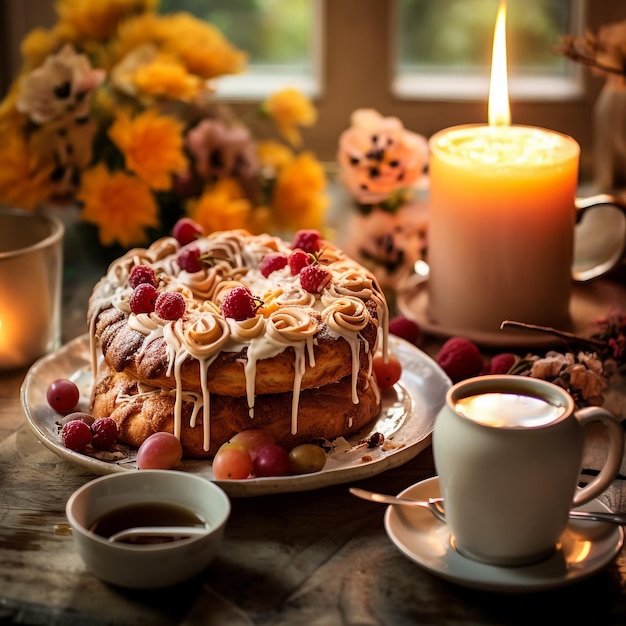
[{"left": 433, "top": 375, "right": 624, "bottom": 567}]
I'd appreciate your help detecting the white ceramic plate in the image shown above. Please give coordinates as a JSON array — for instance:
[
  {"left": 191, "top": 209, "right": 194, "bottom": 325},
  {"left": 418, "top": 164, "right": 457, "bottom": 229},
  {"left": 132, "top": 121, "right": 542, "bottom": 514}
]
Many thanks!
[
  {"left": 385, "top": 476, "right": 624, "bottom": 593},
  {"left": 22, "top": 334, "right": 451, "bottom": 497}
]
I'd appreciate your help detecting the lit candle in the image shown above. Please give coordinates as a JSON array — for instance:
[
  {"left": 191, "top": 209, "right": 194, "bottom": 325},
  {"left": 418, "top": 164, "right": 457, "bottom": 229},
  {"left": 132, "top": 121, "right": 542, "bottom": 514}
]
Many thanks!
[
  {"left": 427, "top": 2, "right": 580, "bottom": 334},
  {"left": 0, "top": 210, "right": 63, "bottom": 369}
]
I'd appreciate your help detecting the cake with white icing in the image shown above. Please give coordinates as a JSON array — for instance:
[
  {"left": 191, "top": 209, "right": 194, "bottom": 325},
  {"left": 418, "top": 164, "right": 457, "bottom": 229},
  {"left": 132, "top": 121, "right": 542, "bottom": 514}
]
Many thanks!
[{"left": 87, "top": 228, "right": 388, "bottom": 457}]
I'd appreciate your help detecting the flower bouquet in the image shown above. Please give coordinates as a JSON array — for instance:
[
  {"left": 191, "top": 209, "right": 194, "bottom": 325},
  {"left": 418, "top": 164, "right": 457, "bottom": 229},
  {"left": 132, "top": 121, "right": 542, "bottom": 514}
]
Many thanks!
[
  {"left": 0, "top": 0, "right": 328, "bottom": 250},
  {"left": 336, "top": 108, "right": 429, "bottom": 296}
]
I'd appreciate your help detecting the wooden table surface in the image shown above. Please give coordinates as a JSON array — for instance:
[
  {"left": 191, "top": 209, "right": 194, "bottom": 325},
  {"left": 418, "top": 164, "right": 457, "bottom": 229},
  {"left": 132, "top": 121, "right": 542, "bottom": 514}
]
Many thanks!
[{"left": 1, "top": 239, "right": 626, "bottom": 626}]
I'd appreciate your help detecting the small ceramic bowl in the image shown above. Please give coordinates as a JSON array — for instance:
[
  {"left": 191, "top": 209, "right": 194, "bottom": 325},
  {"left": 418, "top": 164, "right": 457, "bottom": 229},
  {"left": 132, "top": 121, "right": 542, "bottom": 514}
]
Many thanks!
[{"left": 66, "top": 470, "right": 230, "bottom": 589}]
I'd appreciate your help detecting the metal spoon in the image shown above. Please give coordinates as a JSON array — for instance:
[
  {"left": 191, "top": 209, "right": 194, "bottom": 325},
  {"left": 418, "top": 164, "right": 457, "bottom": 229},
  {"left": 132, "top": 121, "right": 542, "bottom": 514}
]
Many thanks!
[
  {"left": 107, "top": 526, "right": 209, "bottom": 543},
  {"left": 349, "top": 488, "right": 446, "bottom": 522},
  {"left": 349, "top": 487, "right": 626, "bottom": 525}
]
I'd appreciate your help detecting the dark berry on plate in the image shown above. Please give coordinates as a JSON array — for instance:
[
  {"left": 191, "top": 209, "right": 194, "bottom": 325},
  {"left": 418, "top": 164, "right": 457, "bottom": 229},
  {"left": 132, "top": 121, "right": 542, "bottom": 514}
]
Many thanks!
[
  {"left": 130, "top": 283, "right": 157, "bottom": 314},
  {"left": 129, "top": 265, "right": 157, "bottom": 289},
  {"left": 300, "top": 265, "right": 331, "bottom": 293},
  {"left": 489, "top": 352, "right": 517, "bottom": 374},
  {"left": 259, "top": 253, "right": 288, "bottom": 278},
  {"left": 221, "top": 286, "right": 259, "bottom": 320},
  {"left": 292, "top": 229, "right": 321, "bottom": 253},
  {"left": 91, "top": 417, "right": 119, "bottom": 451},
  {"left": 155, "top": 291, "right": 186, "bottom": 320},
  {"left": 388, "top": 316, "right": 421, "bottom": 345},
  {"left": 288, "top": 249, "right": 311, "bottom": 275},
  {"left": 46, "top": 379, "right": 80, "bottom": 414},
  {"left": 61, "top": 420, "right": 92, "bottom": 452},
  {"left": 178, "top": 247, "right": 202, "bottom": 273},
  {"left": 172, "top": 217, "right": 202, "bottom": 246},
  {"left": 436, "top": 337, "right": 484, "bottom": 383}
]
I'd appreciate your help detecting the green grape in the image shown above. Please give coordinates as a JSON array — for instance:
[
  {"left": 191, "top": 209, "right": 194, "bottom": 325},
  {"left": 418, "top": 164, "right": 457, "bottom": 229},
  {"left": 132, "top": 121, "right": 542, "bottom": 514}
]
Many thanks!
[{"left": 288, "top": 443, "right": 327, "bottom": 474}]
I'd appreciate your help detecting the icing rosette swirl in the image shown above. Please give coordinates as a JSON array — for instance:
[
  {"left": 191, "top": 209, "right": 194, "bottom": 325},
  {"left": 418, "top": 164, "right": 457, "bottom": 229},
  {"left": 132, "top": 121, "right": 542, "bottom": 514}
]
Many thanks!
[
  {"left": 228, "top": 315, "right": 266, "bottom": 341},
  {"left": 321, "top": 296, "right": 369, "bottom": 333},
  {"left": 128, "top": 311, "right": 165, "bottom": 335},
  {"left": 266, "top": 307, "right": 318, "bottom": 345},
  {"left": 180, "top": 313, "right": 231, "bottom": 360},
  {"left": 276, "top": 287, "right": 316, "bottom": 308},
  {"left": 202, "top": 231, "right": 247, "bottom": 267},
  {"left": 147, "top": 236, "right": 179, "bottom": 261},
  {"left": 176, "top": 266, "right": 224, "bottom": 300}
]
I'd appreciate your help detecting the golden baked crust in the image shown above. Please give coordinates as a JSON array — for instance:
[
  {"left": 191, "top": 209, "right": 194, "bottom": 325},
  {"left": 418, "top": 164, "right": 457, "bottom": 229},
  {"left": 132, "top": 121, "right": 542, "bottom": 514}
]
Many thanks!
[
  {"left": 91, "top": 301, "right": 378, "bottom": 396},
  {"left": 90, "top": 363, "right": 382, "bottom": 458}
]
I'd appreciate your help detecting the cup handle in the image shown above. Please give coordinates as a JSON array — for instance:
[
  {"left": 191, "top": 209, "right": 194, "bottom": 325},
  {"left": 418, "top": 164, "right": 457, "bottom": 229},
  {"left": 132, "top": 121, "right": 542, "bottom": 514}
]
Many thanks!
[
  {"left": 572, "top": 406, "right": 625, "bottom": 507},
  {"left": 573, "top": 194, "right": 626, "bottom": 281}
]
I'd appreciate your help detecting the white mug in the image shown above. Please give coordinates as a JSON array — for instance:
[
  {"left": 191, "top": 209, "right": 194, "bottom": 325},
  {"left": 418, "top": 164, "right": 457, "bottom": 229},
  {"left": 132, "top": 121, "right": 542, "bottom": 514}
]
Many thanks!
[{"left": 432, "top": 374, "right": 624, "bottom": 567}]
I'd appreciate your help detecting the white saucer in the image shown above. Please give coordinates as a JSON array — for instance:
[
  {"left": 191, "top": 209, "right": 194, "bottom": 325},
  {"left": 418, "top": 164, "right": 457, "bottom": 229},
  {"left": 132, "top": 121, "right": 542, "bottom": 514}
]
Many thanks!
[
  {"left": 384, "top": 476, "right": 624, "bottom": 593},
  {"left": 397, "top": 279, "right": 626, "bottom": 349}
]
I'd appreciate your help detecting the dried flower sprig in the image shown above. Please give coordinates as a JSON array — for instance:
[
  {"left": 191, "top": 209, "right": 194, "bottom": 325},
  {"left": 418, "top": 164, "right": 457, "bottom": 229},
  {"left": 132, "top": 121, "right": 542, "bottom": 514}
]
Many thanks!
[{"left": 500, "top": 308, "right": 626, "bottom": 408}]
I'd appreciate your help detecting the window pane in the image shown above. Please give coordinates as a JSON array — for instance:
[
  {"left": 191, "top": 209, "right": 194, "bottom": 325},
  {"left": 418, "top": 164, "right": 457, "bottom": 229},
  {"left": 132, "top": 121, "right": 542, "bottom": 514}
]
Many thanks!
[
  {"left": 159, "top": 0, "right": 318, "bottom": 96},
  {"left": 395, "top": 0, "right": 583, "bottom": 98}
]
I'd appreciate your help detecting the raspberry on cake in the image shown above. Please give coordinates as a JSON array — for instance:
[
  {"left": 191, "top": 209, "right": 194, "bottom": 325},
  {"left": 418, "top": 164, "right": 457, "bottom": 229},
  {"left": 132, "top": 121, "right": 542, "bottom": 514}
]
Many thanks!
[{"left": 87, "top": 228, "right": 389, "bottom": 458}]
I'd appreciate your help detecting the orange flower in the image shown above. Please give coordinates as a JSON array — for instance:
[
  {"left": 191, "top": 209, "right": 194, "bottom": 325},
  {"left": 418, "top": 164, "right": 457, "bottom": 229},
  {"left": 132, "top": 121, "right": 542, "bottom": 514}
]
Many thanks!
[
  {"left": 271, "top": 152, "right": 328, "bottom": 231},
  {"left": 0, "top": 129, "right": 56, "bottom": 211},
  {"left": 186, "top": 178, "right": 252, "bottom": 234},
  {"left": 78, "top": 164, "right": 159, "bottom": 247},
  {"left": 256, "top": 140, "right": 294, "bottom": 174},
  {"left": 108, "top": 109, "right": 188, "bottom": 190},
  {"left": 55, "top": 0, "right": 157, "bottom": 42},
  {"left": 262, "top": 88, "right": 317, "bottom": 146},
  {"left": 130, "top": 53, "right": 203, "bottom": 100}
]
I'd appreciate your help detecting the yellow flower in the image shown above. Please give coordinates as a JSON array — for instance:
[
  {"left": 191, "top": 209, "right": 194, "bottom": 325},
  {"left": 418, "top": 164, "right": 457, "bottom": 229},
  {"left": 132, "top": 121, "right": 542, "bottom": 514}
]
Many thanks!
[
  {"left": 108, "top": 109, "right": 188, "bottom": 191},
  {"left": 257, "top": 140, "right": 294, "bottom": 173},
  {"left": 263, "top": 88, "right": 317, "bottom": 146},
  {"left": 157, "top": 13, "right": 247, "bottom": 80},
  {"left": 186, "top": 178, "right": 252, "bottom": 233},
  {"left": 20, "top": 28, "right": 59, "bottom": 70},
  {"left": 271, "top": 152, "right": 328, "bottom": 231},
  {"left": 55, "top": 0, "right": 157, "bottom": 42},
  {"left": 110, "top": 13, "right": 162, "bottom": 68},
  {"left": 78, "top": 164, "right": 159, "bottom": 247},
  {"left": 130, "top": 53, "right": 203, "bottom": 100},
  {"left": 0, "top": 128, "right": 56, "bottom": 211}
]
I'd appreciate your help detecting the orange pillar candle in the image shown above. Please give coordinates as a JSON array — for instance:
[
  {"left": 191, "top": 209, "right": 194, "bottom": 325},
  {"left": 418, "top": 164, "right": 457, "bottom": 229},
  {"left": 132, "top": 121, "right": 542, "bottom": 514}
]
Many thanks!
[{"left": 426, "top": 2, "right": 580, "bottom": 334}]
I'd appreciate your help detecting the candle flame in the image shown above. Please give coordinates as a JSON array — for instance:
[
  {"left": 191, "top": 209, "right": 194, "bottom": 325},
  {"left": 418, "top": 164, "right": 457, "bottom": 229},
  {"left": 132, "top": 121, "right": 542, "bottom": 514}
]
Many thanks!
[{"left": 488, "top": 1, "right": 510, "bottom": 127}]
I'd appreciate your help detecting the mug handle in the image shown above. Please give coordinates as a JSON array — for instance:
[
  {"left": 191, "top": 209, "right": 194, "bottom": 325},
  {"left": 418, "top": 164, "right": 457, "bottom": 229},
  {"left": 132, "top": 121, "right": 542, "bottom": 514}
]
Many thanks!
[
  {"left": 572, "top": 406, "right": 625, "bottom": 507},
  {"left": 574, "top": 194, "right": 626, "bottom": 281}
]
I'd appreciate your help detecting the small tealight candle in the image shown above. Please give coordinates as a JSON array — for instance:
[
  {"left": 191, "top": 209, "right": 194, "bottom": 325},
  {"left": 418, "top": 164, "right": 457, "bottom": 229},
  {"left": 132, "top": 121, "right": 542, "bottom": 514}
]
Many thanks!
[
  {"left": 0, "top": 209, "right": 64, "bottom": 369},
  {"left": 426, "top": 2, "right": 580, "bottom": 334}
]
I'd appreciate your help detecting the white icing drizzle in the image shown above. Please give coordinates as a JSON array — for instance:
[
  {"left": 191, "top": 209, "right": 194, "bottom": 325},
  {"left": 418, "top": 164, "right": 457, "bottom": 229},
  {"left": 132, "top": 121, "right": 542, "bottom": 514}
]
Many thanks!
[
  {"left": 321, "top": 296, "right": 369, "bottom": 403},
  {"left": 88, "top": 229, "right": 389, "bottom": 452}
]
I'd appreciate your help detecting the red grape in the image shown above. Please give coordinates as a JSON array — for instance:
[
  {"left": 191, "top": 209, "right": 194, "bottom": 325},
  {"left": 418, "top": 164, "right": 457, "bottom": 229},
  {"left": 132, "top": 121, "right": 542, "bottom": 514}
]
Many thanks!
[
  {"left": 372, "top": 353, "right": 402, "bottom": 389},
  {"left": 212, "top": 442, "right": 253, "bottom": 479},
  {"left": 252, "top": 444, "right": 292, "bottom": 477},
  {"left": 228, "top": 429, "right": 275, "bottom": 460},
  {"left": 47, "top": 379, "right": 80, "bottom": 414},
  {"left": 136, "top": 432, "right": 183, "bottom": 470}
]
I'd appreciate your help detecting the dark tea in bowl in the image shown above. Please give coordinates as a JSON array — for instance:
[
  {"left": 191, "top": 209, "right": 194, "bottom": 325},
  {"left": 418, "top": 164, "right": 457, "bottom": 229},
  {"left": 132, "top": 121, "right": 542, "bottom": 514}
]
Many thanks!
[
  {"left": 65, "top": 470, "right": 230, "bottom": 588},
  {"left": 433, "top": 375, "right": 624, "bottom": 567}
]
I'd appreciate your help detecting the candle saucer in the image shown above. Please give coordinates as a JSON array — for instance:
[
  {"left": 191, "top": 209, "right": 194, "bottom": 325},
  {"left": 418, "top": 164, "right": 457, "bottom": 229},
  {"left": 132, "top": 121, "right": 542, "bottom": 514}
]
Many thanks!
[{"left": 396, "top": 278, "right": 625, "bottom": 349}]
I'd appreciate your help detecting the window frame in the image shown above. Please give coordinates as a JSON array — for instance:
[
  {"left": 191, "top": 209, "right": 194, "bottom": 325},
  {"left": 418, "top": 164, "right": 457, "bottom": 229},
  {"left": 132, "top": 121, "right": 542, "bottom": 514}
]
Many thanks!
[{"left": 0, "top": 0, "right": 623, "bottom": 180}]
